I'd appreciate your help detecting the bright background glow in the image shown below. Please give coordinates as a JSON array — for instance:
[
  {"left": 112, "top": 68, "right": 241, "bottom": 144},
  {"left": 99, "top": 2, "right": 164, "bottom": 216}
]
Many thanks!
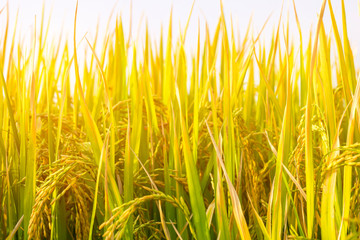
[{"left": 1, "top": 0, "right": 360, "bottom": 57}]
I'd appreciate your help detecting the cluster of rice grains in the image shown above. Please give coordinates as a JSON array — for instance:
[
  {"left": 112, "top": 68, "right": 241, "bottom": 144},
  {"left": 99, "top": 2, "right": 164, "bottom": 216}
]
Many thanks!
[{"left": 1, "top": 0, "right": 360, "bottom": 239}]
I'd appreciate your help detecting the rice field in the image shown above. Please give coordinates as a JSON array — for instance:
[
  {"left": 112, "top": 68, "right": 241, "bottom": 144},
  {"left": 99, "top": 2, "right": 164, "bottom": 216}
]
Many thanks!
[{"left": 1, "top": 0, "right": 360, "bottom": 239}]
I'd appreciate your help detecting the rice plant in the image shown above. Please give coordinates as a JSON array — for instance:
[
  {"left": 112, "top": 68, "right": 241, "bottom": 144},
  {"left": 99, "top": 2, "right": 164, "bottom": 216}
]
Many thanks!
[{"left": 1, "top": 0, "right": 360, "bottom": 239}]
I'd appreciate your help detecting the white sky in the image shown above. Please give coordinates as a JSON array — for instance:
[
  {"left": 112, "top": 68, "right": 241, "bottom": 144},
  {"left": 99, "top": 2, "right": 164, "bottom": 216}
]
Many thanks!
[{"left": 1, "top": 0, "right": 359, "bottom": 58}]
